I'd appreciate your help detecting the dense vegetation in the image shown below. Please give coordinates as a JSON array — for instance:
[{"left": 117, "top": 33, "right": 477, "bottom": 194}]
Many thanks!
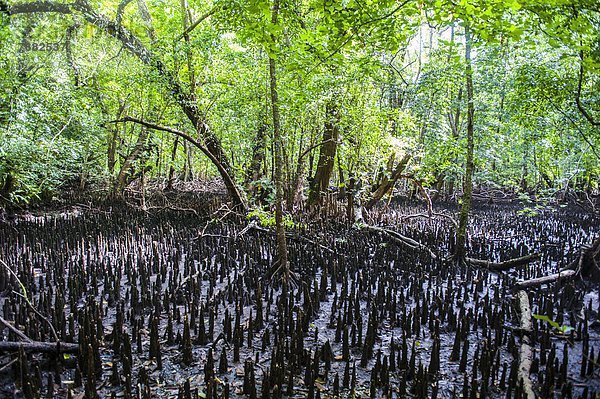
[
  {"left": 0, "top": 0, "right": 598, "bottom": 209},
  {"left": 0, "top": 3, "right": 599, "bottom": 399}
]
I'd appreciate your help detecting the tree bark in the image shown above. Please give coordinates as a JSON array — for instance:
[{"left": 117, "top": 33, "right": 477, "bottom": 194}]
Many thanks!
[
  {"left": 455, "top": 24, "right": 475, "bottom": 260},
  {"left": 308, "top": 101, "right": 340, "bottom": 206},
  {"left": 515, "top": 270, "right": 576, "bottom": 290},
  {"left": 166, "top": 136, "right": 179, "bottom": 190},
  {"left": 465, "top": 253, "right": 540, "bottom": 272},
  {"left": 245, "top": 122, "right": 267, "bottom": 193}
]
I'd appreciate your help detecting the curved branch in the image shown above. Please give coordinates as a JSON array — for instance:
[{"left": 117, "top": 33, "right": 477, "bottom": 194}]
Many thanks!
[
  {"left": 107, "top": 116, "right": 247, "bottom": 211},
  {"left": 176, "top": 5, "right": 217, "bottom": 41}
]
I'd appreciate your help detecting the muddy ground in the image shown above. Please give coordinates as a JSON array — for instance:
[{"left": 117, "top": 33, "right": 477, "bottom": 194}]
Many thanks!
[{"left": 0, "top": 198, "right": 598, "bottom": 398}]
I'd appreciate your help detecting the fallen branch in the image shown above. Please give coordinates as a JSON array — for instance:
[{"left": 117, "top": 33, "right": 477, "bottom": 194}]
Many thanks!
[
  {"left": 516, "top": 290, "right": 535, "bottom": 399},
  {"left": 515, "top": 269, "right": 576, "bottom": 290},
  {"left": 400, "top": 212, "right": 458, "bottom": 228},
  {"left": 0, "top": 317, "right": 32, "bottom": 343},
  {"left": 0, "top": 341, "right": 79, "bottom": 354},
  {"left": 466, "top": 253, "right": 540, "bottom": 272},
  {"left": 358, "top": 223, "right": 438, "bottom": 260},
  {"left": 242, "top": 220, "right": 337, "bottom": 255},
  {"left": 353, "top": 203, "right": 438, "bottom": 259},
  {"left": 564, "top": 237, "right": 600, "bottom": 282}
]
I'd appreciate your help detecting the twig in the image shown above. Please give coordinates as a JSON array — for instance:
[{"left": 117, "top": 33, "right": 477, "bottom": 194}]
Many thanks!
[
  {"left": 0, "top": 258, "right": 59, "bottom": 342},
  {"left": 0, "top": 317, "right": 32, "bottom": 343},
  {"left": 0, "top": 358, "right": 17, "bottom": 373}
]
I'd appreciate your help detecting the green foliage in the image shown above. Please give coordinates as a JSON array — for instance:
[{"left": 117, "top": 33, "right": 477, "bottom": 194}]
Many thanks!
[
  {"left": 533, "top": 314, "right": 574, "bottom": 335},
  {"left": 247, "top": 208, "right": 296, "bottom": 229},
  {"left": 0, "top": 0, "right": 597, "bottom": 206}
]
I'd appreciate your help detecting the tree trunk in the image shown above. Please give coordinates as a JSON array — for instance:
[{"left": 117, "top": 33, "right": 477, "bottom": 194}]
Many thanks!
[
  {"left": 166, "top": 136, "right": 179, "bottom": 190},
  {"left": 246, "top": 122, "right": 267, "bottom": 193},
  {"left": 184, "top": 141, "right": 194, "bottom": 181},
  {"left": 308, "top": 102, "right": 340, "bottom": 206},
  {"left": 455, "top": 24, "right": 475, "bottom": 260},
  {"left": 365, "top": 153, "right": 411, "bottom": 210},
  {"left": 268, "top": 0, "right": 289, "bottom": 277},
  {"left": 113, "top": 126, "right": 148, "bottom": 196},
  {"left": 109, "top": 116, "right": 247, "bottom": 210}
]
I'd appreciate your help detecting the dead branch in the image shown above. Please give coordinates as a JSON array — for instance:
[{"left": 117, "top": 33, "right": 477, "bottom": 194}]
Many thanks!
[
  {"left": 0, "top": 317, "right": 32, "bottom": 343},
  {"left": 400, "top": 212, "right": 458, "bottom": 228},
  {"left": 0, "top": 341, "right": 78, "bottom": 354},
  {"left": 358, "top": 223, "right": 438, "bottom": 260},
  {"left": 242, "top": 220, "right": 337, "bottom": 255},
  {"left": 466, "top": 253, "right": 540, "bottom": 272},
  {"left": 516, "top": 290, "right": 535, "bottom": 399},
  {"left": 365, "top": 153, "right": 411, "bottom": 210},
  {"left": 515, "top": 269, "right": 576, "bottom": 290}
]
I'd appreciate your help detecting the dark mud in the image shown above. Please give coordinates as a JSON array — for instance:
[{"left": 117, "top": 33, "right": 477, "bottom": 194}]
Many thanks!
[{"left": 0, "top": 201, "right": 598, "bottom": 398}]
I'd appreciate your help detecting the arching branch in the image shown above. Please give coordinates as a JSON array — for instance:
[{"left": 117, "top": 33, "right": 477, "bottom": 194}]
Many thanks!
[{"left": 107, "top": 116, "right": 247, "bottom": 211}]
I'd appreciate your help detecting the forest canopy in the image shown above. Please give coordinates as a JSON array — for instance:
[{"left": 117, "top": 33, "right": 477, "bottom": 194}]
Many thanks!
[{"left": 0, "top": 0, "right": 598, "bottom": 208}]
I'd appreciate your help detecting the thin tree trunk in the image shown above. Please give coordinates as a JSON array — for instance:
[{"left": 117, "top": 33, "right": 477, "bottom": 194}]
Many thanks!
[
  {"left": 179, "top": 0, "right": 197, "bottom": 178},
  {"left": 136, "top": 0, "right": 156, "bottom": 42},
  {"left": 446, "top": 25, "right": 461, "bottom": 199},
  {"left": 246, "top": 122, "right": 267, "bottom": 192},
  {"left": 308, "top": 101, "right": 340, "bottom": 206},
  {"left": 287, "top": 130, "right": 307, "bottom": 210},
  {"left": 455, "top": 24, "right": 475, "bottom": 260},
  {"left": 268, "top": 0, "right": 289, "bottom": 278},
  {"left": 184, "top": 141, "right": 194, "bottom": 181},
  {"left": 166, "top": 136, "right": 179, "bottom": 190}
]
